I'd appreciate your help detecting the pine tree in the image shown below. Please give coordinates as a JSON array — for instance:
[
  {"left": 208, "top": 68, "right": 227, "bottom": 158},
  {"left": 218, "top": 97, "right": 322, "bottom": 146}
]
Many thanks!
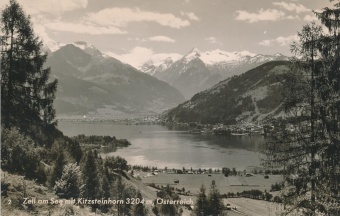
[
  {"left": 54, "top": 163, "right": 84, "bottom": 199},
  {"left": 99, "top": 175, "right": 111, "bottom": 213},
  {"left": 264, "top": 1, "right": 340, "bottom": 214},
  {"left": 50, "top": 149, "right": 65, "bottom": 187},
  {"left": 81, "top": 151, "right": 99, "bottom": 200},
  {"left": 0, "top": 0, "right": 58, "bottom": 136},
  {"left": 193, "top": 185, "right": 209, "bottom": 216},
  {"left": 131, "top": 191, "right": 148, "bottom": 216},
  {"left": 313, "top": 1, "right": 340, "bottom": 213},
  {"left": 207, "top": 180, "right": 224, "bottom": 216}
]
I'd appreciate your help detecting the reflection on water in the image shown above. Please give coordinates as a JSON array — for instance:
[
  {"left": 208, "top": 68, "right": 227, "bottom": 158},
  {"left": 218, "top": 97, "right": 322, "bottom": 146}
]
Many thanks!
[{"left": 58, "top": 122, "right": 265, "bottom": 170}]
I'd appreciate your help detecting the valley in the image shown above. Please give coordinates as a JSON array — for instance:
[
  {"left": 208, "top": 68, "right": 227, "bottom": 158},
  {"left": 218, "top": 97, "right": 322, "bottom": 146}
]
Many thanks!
[
  {"left": 2, "top": 1, "right": 338, "bottom": 215},
  {"left": 45, "top": 41, "right": 290, "bottom": 124},
  {"left": 45, "top": 42, "right": 185, "bottom": 118}
]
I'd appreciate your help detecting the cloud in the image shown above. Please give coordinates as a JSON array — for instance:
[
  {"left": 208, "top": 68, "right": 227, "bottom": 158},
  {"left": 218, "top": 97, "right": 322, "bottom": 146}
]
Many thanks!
[
  {"left": 86, "top": 7, "right": 191, "bottom": 29},
  {"left": 259, "top": 34, "right": 299, "bottom": 46},
  {"left": 259, "top": 40, "right": 271, "bottom": 46},
  {"left": 205, "top": 37, "right": 222, "bottom": 45},
  {"left": 149, "top": 36, "right": 175, "bottom": 43},
  {"left": 235, "top": 9, "right": 285, "bottom": 23},
  {"left": 128, "top": 37, "right": 147, "bottom": 42},
  {"left": 105, "top": 47, "right": 181, "bottom": 68},
  {"left": 180, "top": 11, "right": 200, "bottom": 21},
  {"left": 304, "top": 14, "right": 318, "bottom": 22},
  {"left": 16, "top": 0, "right": 87, "bottom": 15},
  {"left": 106, "top": 47, "right": 153, "bottom": 68},
  {"left": 46, "top": 22, "right": 127, "bottom": 35},
  {"left": 273, "top": 2, "right": 310, "bottom": 13},
  {"left": 286, "top": 15, "right": 300, "bottom": 20},
  {"left": 33, "top": 24, "right": 54, "bottom": 42}
]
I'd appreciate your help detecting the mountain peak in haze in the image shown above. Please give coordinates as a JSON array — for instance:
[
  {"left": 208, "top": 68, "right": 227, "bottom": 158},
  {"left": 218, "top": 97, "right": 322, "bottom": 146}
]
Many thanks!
[
  {"left": 72, "top": 41, "right": 105, "bottom": 58},
  {"left": 73, "top": 41, "right": 95, "bottom": 50},
  {"left": 189, "top": 47, "right": 201, "bottom": 53},
  {"left": 42, "top": 39, "right": 65, "bottom": 53},
  {"left": 139, "top": 47, "right": 289, "bottom": 99},
  {"left": 46, "top": 42, "right": 185, "bottom": 118},
  {"left": 182, "top": 47, "right": 201, "bottom": 63},
  {"left": 140, "top": 55, "right": 181, "bottom": 75}
]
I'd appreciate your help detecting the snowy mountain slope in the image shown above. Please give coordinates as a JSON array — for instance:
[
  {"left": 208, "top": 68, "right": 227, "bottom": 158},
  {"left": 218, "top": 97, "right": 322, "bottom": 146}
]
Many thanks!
[
  {"left": 140, "top": 48, "right": 289, "bottom": 79},
  {"left": 151, "top": 48, "right": 222, "bottom": 99},
  {"left": 139, "top": 48, "right": 289, "bottom": 99}
]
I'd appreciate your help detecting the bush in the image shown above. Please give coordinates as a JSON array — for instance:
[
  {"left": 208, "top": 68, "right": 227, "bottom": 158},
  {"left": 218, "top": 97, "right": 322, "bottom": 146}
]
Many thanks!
[
  {"left": 54, "top": 163, "right": 84, "bottom": 199},
  {"left": 1, "top": 128, "right": 44, "bottom": 182},
  {"left": 273, "top": 196, "right": 282, "bottom": 203}
]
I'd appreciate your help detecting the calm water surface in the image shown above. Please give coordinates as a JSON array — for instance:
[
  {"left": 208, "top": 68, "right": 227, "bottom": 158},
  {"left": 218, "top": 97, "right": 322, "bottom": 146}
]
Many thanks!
[{"left": 58, "top": 122, "right": 265, "bottom": 170}]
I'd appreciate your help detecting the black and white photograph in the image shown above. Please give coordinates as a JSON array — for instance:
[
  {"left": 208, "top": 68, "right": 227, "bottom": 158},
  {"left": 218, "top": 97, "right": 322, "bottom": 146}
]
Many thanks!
[{"left": 1, "top": 0, "right": 339, "bottom": 215}]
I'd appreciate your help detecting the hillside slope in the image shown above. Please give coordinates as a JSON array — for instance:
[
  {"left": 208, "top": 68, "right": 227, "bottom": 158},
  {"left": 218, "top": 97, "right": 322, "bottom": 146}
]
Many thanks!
[
  {"left": 46, "top": 43, "right": 185, "bottom": 118},
  {"left": 162, "top": 61, "right": 290, "bottom": 125}
]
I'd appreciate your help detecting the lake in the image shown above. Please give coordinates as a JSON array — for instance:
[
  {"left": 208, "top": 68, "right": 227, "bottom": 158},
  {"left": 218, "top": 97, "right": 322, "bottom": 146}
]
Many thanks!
[{"left": 58, "top": 122, "right": 265, "bottom": 170}]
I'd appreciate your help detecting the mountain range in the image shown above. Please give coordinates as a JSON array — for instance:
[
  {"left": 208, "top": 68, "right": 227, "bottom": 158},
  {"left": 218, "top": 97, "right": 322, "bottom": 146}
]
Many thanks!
[
  {"left": 43, "top": 40, "right": 290, "bottom": 120},
  {"left": 45, "top": 41, "right": 185, "bottom": 118},
  {"left": 139, "top": 48, "right": 289, "bottom": 99},
  {"left": 161, "top": 61, "right": 290, "bottom": 125}
]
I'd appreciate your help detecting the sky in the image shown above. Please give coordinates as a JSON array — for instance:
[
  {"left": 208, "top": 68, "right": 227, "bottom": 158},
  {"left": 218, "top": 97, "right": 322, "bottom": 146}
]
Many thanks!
[{"left": 0, "top": 0, "right": 335, "bottom": 68}]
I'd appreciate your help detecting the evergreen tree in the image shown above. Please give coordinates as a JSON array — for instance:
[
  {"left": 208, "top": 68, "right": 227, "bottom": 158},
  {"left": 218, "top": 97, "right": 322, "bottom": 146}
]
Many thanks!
[
  {"left": 152, "top": 184, "right": 182, "bottom": 216},
  {"left": 193, "top": 185, "right": 209, "bottom": 216},
  {"left": 54, "top": 163, "right": 84, "bottom": 199},
  {"left": 50, "top": 149, "right": 65, "bottom": 187},
  {"left": 113, "top": 175, "right": 125, "bottom": 216},
  {"left": 131, "top": 191, "right": 148, "bottom": 216},
  {"left": 159, "top": 195, "right": 177, "bottom": 216},
  {"left": 264, "top": 1, "right": 340, "bottom": 214},
  {"left": 99, "top": 175, "right": 111, "bottom": 213},
  {"left": 314, "top": 3, "right": 340, "bottom": 214},
  {"left": 81, "top": 151, "right": 99, "bottom": 200},
  {"left": 0, "top": 0, "right": 58, "bottom": 137},
  {"left": 207, "top": 180, "right": 224, "bottom": 216}
]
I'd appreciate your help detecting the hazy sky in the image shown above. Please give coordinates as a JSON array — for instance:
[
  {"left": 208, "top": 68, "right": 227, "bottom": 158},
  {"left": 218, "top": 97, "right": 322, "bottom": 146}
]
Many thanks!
[{"left": 0, "top": 0, "right": 334, "bottom": 67}]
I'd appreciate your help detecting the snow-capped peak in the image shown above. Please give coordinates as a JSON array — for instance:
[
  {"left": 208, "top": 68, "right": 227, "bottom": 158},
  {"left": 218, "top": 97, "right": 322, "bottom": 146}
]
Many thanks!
[
  {"left": 140, "top": 55, "right": 181, "bottom": 75},
  {"left": 200, "top": 49, "right": 257, "bottom": 65},
  {"left": 72, "top": 41, "right": 107, "bottom": 58},
  {"left": 179, "top": 48, "right": 260, "bottom": 65},
  {"left": 72, "top": 41, "right": 96, "bottom": 50},
  {"left": 43, "top": 40, "right": 65, "bottom": 52},
  {"left": 190, "top": 47, "right": 201, "bottom": 53},
  {"left": 182, "top": 47, "right": 201, "bottom": 63}
]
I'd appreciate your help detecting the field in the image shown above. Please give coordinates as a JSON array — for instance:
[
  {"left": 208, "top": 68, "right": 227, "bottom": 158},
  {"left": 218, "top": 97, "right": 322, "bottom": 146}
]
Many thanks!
[
  {"left": 135, "top": 171, "right": 284, "bottom": 215},
  {"left": 2, "top": 169, "right": 284, "bottom": 216},
  {"left": 138, "top": 172, "right": 283, "bottom": 195},
  {"left": 225, "top": 198, "right": 284, "bottom": 216}
]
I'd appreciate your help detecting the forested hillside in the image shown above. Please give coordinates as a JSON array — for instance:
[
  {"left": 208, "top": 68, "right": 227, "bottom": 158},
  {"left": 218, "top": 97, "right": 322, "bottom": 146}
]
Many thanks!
[
  {"left": 162, "top": 61, "right": 290, "bottom": 124},
  {"left": 0, "top": 1, "right": 148, "bottom": 215}
]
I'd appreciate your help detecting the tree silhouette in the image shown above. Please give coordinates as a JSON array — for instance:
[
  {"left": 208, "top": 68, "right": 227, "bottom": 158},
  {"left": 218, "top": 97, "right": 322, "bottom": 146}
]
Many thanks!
[
  {"left": 264, "top": 1, "right": 340, "bottom": 214},
  {"left": 193, "top": 185, "right": 209, "bottom": 216},
  {"left": 1, "top": 0, "right": 58, "bottom": 140}
]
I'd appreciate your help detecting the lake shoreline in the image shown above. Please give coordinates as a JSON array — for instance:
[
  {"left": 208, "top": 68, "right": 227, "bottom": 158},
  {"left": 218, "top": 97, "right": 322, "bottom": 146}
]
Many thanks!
[{"left": 58, "top": 121, "right": 266, "bottom": 170}]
